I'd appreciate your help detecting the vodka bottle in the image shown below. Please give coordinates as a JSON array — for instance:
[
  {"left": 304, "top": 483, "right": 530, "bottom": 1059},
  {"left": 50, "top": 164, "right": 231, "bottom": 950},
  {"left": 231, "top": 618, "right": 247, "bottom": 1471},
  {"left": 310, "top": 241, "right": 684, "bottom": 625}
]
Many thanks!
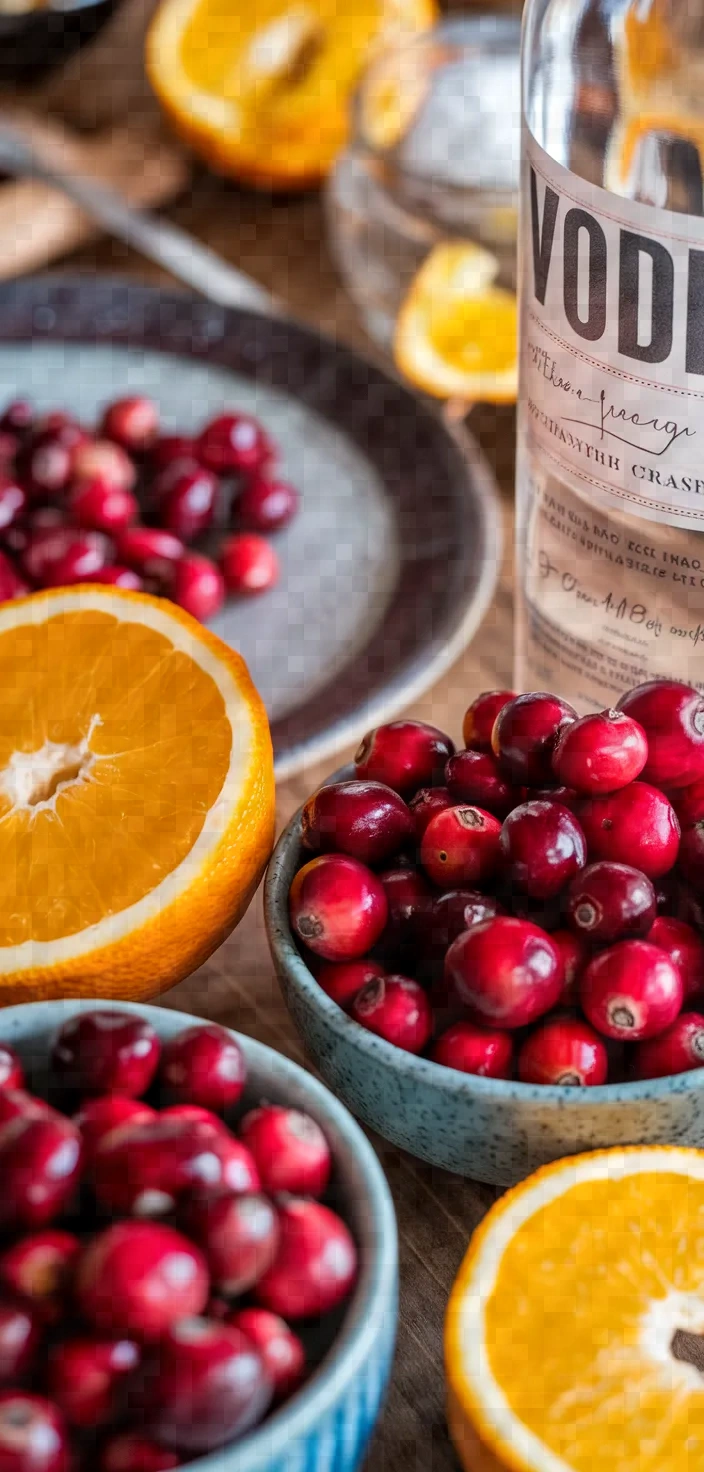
[{"left": 517, "top": 0, "right": 704, "bottom": 705}]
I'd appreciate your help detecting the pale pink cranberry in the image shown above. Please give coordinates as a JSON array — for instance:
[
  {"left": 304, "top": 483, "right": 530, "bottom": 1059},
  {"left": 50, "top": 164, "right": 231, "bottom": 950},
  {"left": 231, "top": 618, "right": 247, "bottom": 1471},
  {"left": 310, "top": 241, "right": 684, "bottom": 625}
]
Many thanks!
[
  {"left": 354, "top": 720, "right": 454, "bottom": 796},
  {"left": 181, "top": 1192, "right": 279, "bottom": 1295},
  {"left": 648, "top": 915, "right": 704, "bottom": 1001},
  {"left": 500, "top": 801, "right": 587, "bottom": 900},
  {"left": 580, "top": 939, "right": 683, "bottom": 1039},
  {"left": 445, "top": 917, "right": 563, "bottom": 1029},
  {"left": 314, "top": 959, "right": 385, "bottom": 1009},
  {"left": 237, "top": 477, "right": 299, "bottom": 533},
  {"left": 0, "top": 1299, "right": 41, "bottom": 1385},
  {"left": 631, "top": 1011, "right": 704, "bottom": 1079},
  {"left": 220, "top": 533, "right": 279, "bottom": 597},
  {"left": 73, "top": 1096, "right": 155, "bottom": 1162},
  {"left": 198, "top": 413, "right": 273, "bottom": 475},
  {"left": 445, "top": 749, "right": 517, "bottom": 818},
  {"left": 71, "top": 439, "right": 135, "bottom": 493},
  {"left": 169, "top": 554, "right": 225, "bottom": 621},
  {"left": 256, "top": 1199, "right": 357, "bottom": 1319},
  {"left": 0, "top": 401, "right": 33, "bottom": 435},
  {"left": 101, "top": 397, "right": 159, "bottom": 455},
  {"left": 228, "top": 1308, "right": 305, "bottom": 1401},
  {"left": 578, "top": 782, "right": 680, "bottom": 878},
  {"left": 566, "top": 861, "right": 656, "bottom": 944},
  {"left": 0, "top": 474, "right": 26, "bottom": 530},
  {"left": 289, "top": 854, "right": 388, "bottom": 961},
  {"left": 463, "top": 690, "right": 516, "bottom": 750},
  {"left": 21, "top": 527, "right": 109, "bottom": 588},
  {"left": 75, "top": 1222, "right": 209, "bottom": 1341},
  {"left": 99, "top": 1435, "right": 181, "bottom": 1472},
  {"left": 551, "top": 929, "right": 590, "bottom": 1006},
  {"left": 420, "top": 805, "right": 501, "bottom": 888},
  {"left": 89, "top": 565, "right": 144, "bottom": 591},
  {"left": 408, "top": 786, "right": 453, "bottom": 839},
  {"left": 52, "top": 1010, "right": 160, "bottom": 1098},
  {"left": 0, "top": 1116, "right": 82, "bottom": 1231},
  {"left": 47, "top": 1336, "right": 140, "bottom": 1428},
  {"left": 158, "top": 1024, "right": 245, "bottom": 1112},
  {"left": 350, "top": 974, "right": 432, "bottom": 1053},
  {"left": 134, "top": 1318, "right": 272, "bottom": 1454},
  {"left": 0, "top": 550, "right": 29, "bottom": 603},
  {"left": 91, "top": 1115, "right": 258, "bottom": 1216},
  {"left": 378, "top": 865, "right": 432, "bottom": 962},
  {"left": 618, "top": 679, "right": 704, "bottom": 789},
  {"left": 69, "top": 481, "right": 138, "bottom": 535},
  {"left": 0, "top": 1044, "right": 22, "bottom": 1091},
  {"left": 0, "top": 1231, "right": 81, "bottom": 1325},
  {"left": 239, "top": 1105, "right": 331, "bottom": 1197},
  {"left": 491, "top": 692, "right": 576, "bottom": 785},
  {"left": 518, "top": 1016, "right": 609, "bottom": 1086},
  {"left": 551, "top": 709, "right": 648, "bottom": 794},
  {"left": 150, "top": 434, "right": 198, "bottom": 472},
  {"left": 156, "top": 463, "right": 217, "bottom": 541},
  {"left": 0, "top": 1393, "right": 69, "bottom": 1472},
  {"left": 114, "top": 528, "right": 184, "bottom": 584},
  {"left": 430, "top": 1021, "right": 514, "bottom": 1078},
  {"left": 300, "top": 779, "right": 413, "bottom": 867}
]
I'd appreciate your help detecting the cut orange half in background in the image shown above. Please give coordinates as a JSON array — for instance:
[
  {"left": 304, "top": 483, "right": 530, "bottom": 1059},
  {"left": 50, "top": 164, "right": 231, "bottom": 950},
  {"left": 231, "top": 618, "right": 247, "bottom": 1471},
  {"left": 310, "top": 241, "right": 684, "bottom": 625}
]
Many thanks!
[
  {"left": 146, "top": 0, "right": 436, "bottom": 191},
  {"left": 0, "top": 586, "right": 274, "bottom": 1004},
  {"left": 446, "top": 1146, "right": 704, "bottom": 1472}
]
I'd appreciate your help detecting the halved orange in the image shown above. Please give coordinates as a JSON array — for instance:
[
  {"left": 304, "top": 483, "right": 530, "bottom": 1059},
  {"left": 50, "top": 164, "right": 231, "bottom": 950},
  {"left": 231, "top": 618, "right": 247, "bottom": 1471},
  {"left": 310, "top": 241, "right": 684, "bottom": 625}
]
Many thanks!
[
  {"left": 0, "top": 585, "right": 274, "bottom": 1004},
  {"left": 446, "top": 1146, "right": 704, "bottom": 1472},
  {"left": 394, "top": 241, "right": 517, "bottom": 403},
  {"left": 146, "top": 0, "right": 436, "bottom": 191}
]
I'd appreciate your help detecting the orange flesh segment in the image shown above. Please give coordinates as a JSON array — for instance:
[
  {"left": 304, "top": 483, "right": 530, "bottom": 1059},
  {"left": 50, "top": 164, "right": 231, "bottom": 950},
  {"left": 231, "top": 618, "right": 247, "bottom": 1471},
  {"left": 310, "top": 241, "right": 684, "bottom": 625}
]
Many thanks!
[{"left": 428, "top": 291, "right": 517, "bottom": 377}]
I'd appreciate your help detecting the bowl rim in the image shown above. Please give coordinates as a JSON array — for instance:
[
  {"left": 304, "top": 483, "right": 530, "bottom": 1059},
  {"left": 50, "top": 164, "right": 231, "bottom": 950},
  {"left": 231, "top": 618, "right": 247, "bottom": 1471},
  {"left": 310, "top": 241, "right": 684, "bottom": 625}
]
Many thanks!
[
  {"left": 265, "top": 789, "right": 704, "bottom": 1105},
  {"left": 0, "top": 998, "right": 398, "bottom": 1472}
]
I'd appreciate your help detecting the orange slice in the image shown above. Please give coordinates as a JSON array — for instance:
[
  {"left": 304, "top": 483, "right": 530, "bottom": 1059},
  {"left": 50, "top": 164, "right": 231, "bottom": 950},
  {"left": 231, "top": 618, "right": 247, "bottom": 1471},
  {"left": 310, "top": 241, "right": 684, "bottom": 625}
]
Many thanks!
[
  {"left": 146, "top": 0, "right": 436, "bottom": 191},
  {"left": 446, "top": 1146, "right": 704, "bottom": 1472},
  {"left": 623, "top": 0, "right": 677, "bottom": 94},
  {"left": 0, "top": 585, "right": 274, "bottom": 1004},
  {"left": 394, "top": 241, "right": 517, "bottom": 403}
]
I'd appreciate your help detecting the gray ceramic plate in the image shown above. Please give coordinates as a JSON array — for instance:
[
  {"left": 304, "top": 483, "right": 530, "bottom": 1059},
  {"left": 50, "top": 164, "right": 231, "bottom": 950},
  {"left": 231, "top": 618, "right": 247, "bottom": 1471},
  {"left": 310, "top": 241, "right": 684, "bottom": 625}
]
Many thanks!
[{"left": 0, "top": 276, "right": 501, "bottom": 779}]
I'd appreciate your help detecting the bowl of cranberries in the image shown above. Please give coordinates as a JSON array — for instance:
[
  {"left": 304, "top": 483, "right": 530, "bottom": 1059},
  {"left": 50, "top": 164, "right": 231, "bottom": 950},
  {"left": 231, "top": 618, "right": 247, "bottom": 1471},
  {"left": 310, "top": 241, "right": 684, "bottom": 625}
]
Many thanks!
[
  {"left": 266, "top": 680, "right": 704, "bottom": 1186},
  {"left": 0, "top": 1001, "right": 397, "bottom": 1472}
]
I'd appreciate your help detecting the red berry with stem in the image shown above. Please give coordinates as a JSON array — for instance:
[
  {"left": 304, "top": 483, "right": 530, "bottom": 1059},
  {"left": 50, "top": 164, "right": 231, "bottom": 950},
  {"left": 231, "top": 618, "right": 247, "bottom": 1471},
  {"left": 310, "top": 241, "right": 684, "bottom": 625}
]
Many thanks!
[
  {"left": 551, "top": 708, "right": 648, "bottom": 794},
  {"left": 517, "top": 1016, "right": 609, "bottom": 1086},
  {"left": 408, "top": 786, "right": 453, "bottom": 839},
  {"left": 354, "top": 720, "right": 454, "bottom": 796},
  {"left": 69, "top": 481, "right": 138, "bottom": 535},
  {"left": 101, "top": 396, "right": 159, "bottom": 455},
  {"left": 115, "top": 528, "right": 184, "bottom": 585},
  {"left": 181, "top": 1193, "right": 280, "bottom": 1297},
  {"left": 0, "top": 1045, "right": 22, "bottom": 1091},
  {"left": 0, "top": 1393, "right": 70, "bottom": 1472},
  {"left": 159, "top": 1024, "right": 245, "bottom": 1113},
  {"left": 566, "top": 861, "right": 657, "bottom": 943},
  {"left": 350, "top": 974, "right": 432, "bottom": 1053},
  {"left": 71, "top": 439, "right": 135, "bottom": 493},
  {"left": 237, "top": 477, "right": 299, "bottom": 532},
  {"left": 198, "top": 413, "right": 273, "bottom": 475},
  {"left": 256, "top": 1199, "right": 357, "bottom": 1319},
  {"left": 0, "top": 1231, "right": 81, "bottom": 1325},
  {"left": 463, "top": 690, "right": 516, "bottom": 750},
  {"left": 445, "top": 750, "right": 518, "bottom": 818},
  {"left": 551, "top": 929, "right": 590, "bottom": 1006},
  {"left": 92, "top": 1114, "right": 258, "bottom": 1216},
  {"left": 577, "top": 782, "right": 680, "bottom": 878},
  {"left": 73, "top": 1096, "right": 155, "bottom": 1162},
  {"left": 421, "top": 805, "right": 502, "bottom": 888},
  {"left": 0, "top": 1299, "right": 41, "bottom": 1386},
  {"left": 647, "top": 915, "right": 704, "bottom": 1001},
  {"left": 99, "top": 1435, "right": 181, "bottom": 1472},
  {"left": 314, "top": 959, "right": 385, "bottom": 1009},
  {"left": 491, "top": 692, "right": 577, "bottom": 785},
  {"left": 76, "top": 1222, "right": 209, "bottom": 1341},
  {"left": 430, "top": 1021, "right": 514, "bottom": 1078},
  {"left": 220, "top": 534, "right": 279, "bottom": 597},
  {"left": 445, "top": 917, "right": 563, "bottom": 1029},
  {"left": 0, "top": 1116, "right": 82, "bottom": 1231},
  {"left": 618, "top": 679, "right": 704, "bottom": 789},
  {"left": 301, "top": 779, "right": 413, "bottom": 866},
  {"left": 289, "top": 854, "right": 388, "bottom": 961},
  {"left": 500, "top": 801, "right": 587, "bottom": 900},
  {"left": 631, "top": 1011, "right": 704, "bottom": 1079},
  {"left": 156, "top": 463, "right": 217, "bottom": 541},
  {"left": 52, "top": 1010, "right": 160, "bottom": 1098},
  {"left": 239, "top": 1105, "right": 331, "bottom": 1198},
  {"left": 47, "top": 1336, "right": 140, "bottom": 1429},
  {"left": 227, "top": 1308, "right": 305, "bottom": 1402},
  {"left": 0, "top": 474, "right": 26, "bottom": 531},
  {"left": 378, "top": 864, "right": 432, "bottom": 962},
  {"left": 580, "top": 939, "right": 683, "bottom": 1039},
  {"left": 131, "top": 1318, "right": 272, "bottom": 1455},
  {"left": 89, "top": 564, "right": 144, "bottom": 590}
]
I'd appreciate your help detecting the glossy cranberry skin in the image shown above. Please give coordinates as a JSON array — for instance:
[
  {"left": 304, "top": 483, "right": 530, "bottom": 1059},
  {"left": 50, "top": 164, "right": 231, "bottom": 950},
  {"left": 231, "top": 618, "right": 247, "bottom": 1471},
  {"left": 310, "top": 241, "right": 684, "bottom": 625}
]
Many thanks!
[
  {"left": 0, "top": 551, "right": 28, "bottom": 604},
  {"left": 102, "top": 397, "right": 159, "bottom": 454},
  {"left": 314, "top": 959, "right": 384, "bottom": 1009},
  {"left": 550, "top": 929, "right": 590, "bottom": 1005},
  {"left": 518, "top": 1016, "right": 608, "bottom": 1086},
  {"left": 181, "top": 1193, "right": 280, "bottom": 1296},
  {"left": 350, "top": 975, "right": 432, "bottom": 1053},
  {"left": 158, "top": 1024, "right": 245, "bottom": 1113},
  {"left": 677, "top": 818, "right": 704, "bottom": 888},
  {"left": 578, "top": 782, "right": 680, "bottom": 878},
  {"left": 69, "top": 481, "right": 138, "bottom": 535},
  {"left": 0, "top": 401, "right": 33, "bottom": 436},
  {"left": 115, "top": 528, "right": 184, "bottom": 584},
  {"left": 0, "top": 475, "right": 26, "bottom": 531},
  {"left": 408, "top": 786, "right": 453, "bottom": 839},
  {"left": 618, "top": 679, "right": 704, "bottom": 789},
  {"left": 631, "top": 1011, "right": 704, "bottom": 1079},
  {"left": 421, "top": 805, "right": 502, "bottom": 888},
  {"left": 52, "top": 1011, "right": 160, "bottom": 1098},
  {"left": 0, "top": 1393, "right": 69, "bottom": 1472},
  {"left": 0, "top": 1232, "right": 81, "bottom": 1325},
  {"left": 354, "top": 720, "right": 454, "bottom": 796},
  {"left": 0, "top": 1092, "right": 53, "bottom": 1129},
  {"left": 91, "top": 1115, "right": 258, "bottom": 1216},
  {"left": 0, "top": 1116, "right": 82, "bottom": 1231},
  {"left": 256, "top": 1199, "right": 357, "bottom": 1320},
  {"left": 220, "top": 534, "right": 279, "bottom": 597},
  {"left": 73, "top": 1096, "right": 155, "bottom": 1162},
  {"left": 76, "top": 1222, "right": 209, "bottom": 1341},
  {"left": 551, "top": 709, "right": 648, "bottom": 795},
  {"left": 581, "top": 939, "right": 683, "bottom": 1039},
  {"left": 17, "top": 425, "right": 84, "bottom": 499},
  {"left": 491, "top": 692, "right": 577, "bottom": 785},
  {"left": 445, "top": 917, "right": 563, "bottom": 1029},
  {"left": 151, "top": 433, "right": 198, "bottom": 471},
  {"left": 99, "top": 1436, "right": 181, "bottom": 1472},
  {"left": 419, "top": 891, "right": 505, "bottom": 981},
  {"left": 0, "top": 1300, "right": 41, "bottom": 1385},
  {"left": 133, "top": 1318, "right": 272, "bottom": 1454},
  {"left": 47, "top": 1336, "right": 140, "bottom": 1429},
  {"left": 431, "top": 1021, "right": 514, "bottom": 1078},
  {"left": 237, "top": 477, "right": 299, "bottom": 532},
  {"left": 463, "top": 690, "right": 516, "bottom": 750},
  {"left": 43, "top": 535, "right": 114, "bottom": 588},
  {"left": 301, "top": 780, "right": 413, "bottom": 867},
  {"left": 169, "top": 554, "right": 225, "bottom": 622},
  {"left": 648, "top": 915, "right": 704, "bottom": 1001},
  {"left": 378, "top": 865, "right": 432, "bottom": 961},
  {"left": 289, "top": 854, "right": 388, "bottom": 961},
  {"left": 566, "top": 861, "right": 657, "bottom": 944},
  {"left": 21, "top": 527, "right": 107, "bottom": 587},
  {"left": 157, "top": 463, "right": 217, "bottom": 541},
  {"left": 0, "top": 1045, "right": 22, "bottom": 1091},
  {"left": 228, "top": 1308, "right": 305, "bottom": 1401},
  {"left": 239, "top": 1106, "right": 331, "bottom": 1198},
  {"left": 445, "top": 750, "right": 517, "bottom": 818},
  {"left": 500, "top": 801, "right": 586, "bottom": 900},
  {"left": 672, "top": 779, "right": 704, "bottom": 830},
  {"left": 0, "top": 435, "right": 19, "bottom": 471},
  {"left": 198, "top": 413, "right": 273, "bottom": 475},
  {"left": 526, "top": 784, "right": 580, "bottom": 810},
  {"left": 89, "top": 564, "right": 144, "bottom": 590},
  {"left": 71, "top": 439, "right": 135, "bottom": 493}
]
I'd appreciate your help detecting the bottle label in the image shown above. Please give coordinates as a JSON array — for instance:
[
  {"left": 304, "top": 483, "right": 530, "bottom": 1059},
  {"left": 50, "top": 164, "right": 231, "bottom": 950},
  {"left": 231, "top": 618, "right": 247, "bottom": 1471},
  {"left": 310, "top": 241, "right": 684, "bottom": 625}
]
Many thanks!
[{"left": 522, "top": 129, "right": 704, "bottom": 531}]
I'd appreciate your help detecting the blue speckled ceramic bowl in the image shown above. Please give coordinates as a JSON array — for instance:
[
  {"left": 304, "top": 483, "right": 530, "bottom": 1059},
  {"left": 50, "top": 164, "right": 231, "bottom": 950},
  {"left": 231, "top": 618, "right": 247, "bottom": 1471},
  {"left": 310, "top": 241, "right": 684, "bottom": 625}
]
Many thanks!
[
  {"left": 265, "top": 784, "right": 704, "bottom": 1188},
  {"left": 0, "top": 1000, "right": 398, "bottom": 1472}
]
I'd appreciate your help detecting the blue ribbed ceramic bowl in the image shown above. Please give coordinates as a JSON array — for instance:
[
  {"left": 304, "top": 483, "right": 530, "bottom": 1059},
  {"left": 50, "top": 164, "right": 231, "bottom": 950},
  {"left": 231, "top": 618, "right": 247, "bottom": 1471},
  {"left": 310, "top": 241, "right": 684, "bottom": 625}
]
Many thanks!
[
  {"left": 265, "top": 783, "right": 704, "bottom": 1189},
  {"left": 0, "top": 999, "right": 398, "bottom": 1472}
]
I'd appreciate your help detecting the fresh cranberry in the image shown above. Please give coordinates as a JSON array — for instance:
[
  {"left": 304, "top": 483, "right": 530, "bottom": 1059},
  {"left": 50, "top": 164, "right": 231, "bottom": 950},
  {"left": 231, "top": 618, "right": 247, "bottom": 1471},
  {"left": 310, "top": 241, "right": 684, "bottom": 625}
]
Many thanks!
[
  {"left": 445, "top": 750, "right": 517, "bottom": 818},
  {"left": 220, "top": 533, "right": 279, "bottom": 597},
  {"left": 134, "top": 1317, "right": 272, "bottom": 1454},
  {"left": 420, "top": 805, "right": 501, "bottom": 888},
  {"left": 354, "top": 720, "right": 454, "bottom": 796},
  {"left": 99, "top": 1436, "right": 181, "bottom": 1472},
  {"left": 0, "top": 1045, "right": 22, "bottom": 1091},
  {"left": 0, "top": 1232, "right": 81, "bottom": 1325},
  {"left": 228, "top": 1308, "right": 305, "bottom": 1401},
  {"left": 430, "top": 1021, "right": 514, "bottom": 1078},
  {"left": 408, "top": 787, "right": 453, "bottom": 839},
  {"left": 21, "top": 527, "right": 106, "bottom": 587},
  {"left": 0, "top": 474, "right": 26, "bottom": 531},
  {"left": 211, "top": 1135, "right": 264, "bottom": 1196},
  {"left": 169, "top": 554, "right": 225, "bottom": 621},
  {"left": 0, "top": 551, "right": 29, "bottom": 603},
  {"left": 156, "top": 463, "right": 217, "bottom": 541},
  {"left": 52, "top": 1011, "right": 160, "bottom": 1098},
  {"left": 314, "top": 959, "right": 385, "bottom": 1009},
  {"left": 114, "top": 528, "right": 184, "bottom": 585},
  {"left": 73, "top": 1096, "right": 155, "bottom": 1162},
  {"left": 0, "top": 1116, "right": 82, "bottom": 1231},
  {"left": 565, "top": 861, "right": 656, "bottom": 943},
  {"left": 672, "top": 779, "right": 704, "bottom": 830},
  {"left": 256, "top": 1199, "right": 357, "bottom": 1319},
  {"left": 76, "top": 1222, "right": 208, "bottom": 1341},
  {"left": 677, "top": 817, "right": 704, "bottom": 888},
  {"left": 16, "top": 425, "right": 84, "bottom": 499},
  {"left": 631, "top": 1011, "right": 704, "bottom": 1079},
  {"left": 580, "top": 939, "right": 683, "bottom": 1039},
  {"left": 350, "top": 975, "right": 432, "bottom": 1053},
  {"left": 239, "top": 1105, "right": 331, "bottom": 1197},
  {"left": 491, "top": 692, "right": 576, "bottom": 785},
  {"left": 0, "top": 1091, "right": 54, "bottom": 1129},
  {"left": 648, "top": 915, "right": 704, "bottom": 1001},
  {"left": 500, "top": 801, "right": 586, "bottom": 900},
  {"left": 577, "top": 782, "right": 680, "bottom": 878},
  {"left": 3, "top": 506, "right": 60, "bottom": 560},
  {"left": 89, "top": 564, "right": 144, "bottom": 590},
  {"left": 301, "top": 779, "right": 413, "bottom": 867},
  {"left": 102, "top": 397, "right": 159, "bottom": 454},
  {"left": 150, "top": 434, "right": 198, "bottom": 472},
  {"left": 551, "top": 929, "right": 590, "bottom": 1005},
  {"left": 158, "top": 1024, "right": 245, "bottom": 1113},
  {"left": 551, "top": 708, "right": 648, "bottom": 794},
  {"left": 158, "top": 1105, "right": 229, "bottom": 1132},
  {"left": 289, "top": 854, "right": 388, "bottom": 961},
  {"left": 517, "top": 1016, "right": 608, "bottom": 1086},
  {"left": 47, "top": 1336, "right": 140, "bottom": 1429},
  {"left": 618, "top": 679, "right": 704, "bottom": 789},
  {"left": 91, "top": 1115, "right": 258, "bottom": 1216},
  {"left": 181, "top": 1193, "right": 279, "bottom": 1296},
  {"left": 198, "top": 413, "right": 273, "bottom": 475},
  {"left": 526, "top": 784, "right": 580, "bottom": 810},
  {"left": 462, "top": 690, "right": 516, "bottom": 750},
  {"left": 0, "top": 401, "right": 33, "bottom": 435},
  {"left": 237, "top": 477, "right": 299, "bottom": 533},
  {"left": 445, "top": 917, "right": 563, "bottom": 1028},
  {"left": 0, "top": 435, "right": 19, "bottom": 471},
  {"left": 419, "top": 890, "right": 505, "bottom": 975},
  {"left": 71, "top": 439, "right": 135, "bottom": 493},
  {"left": 0, "top": 1300, "right": 41, "bottom": 1385},
  {"left": 69, "top": 481, "right": 138, "bottom": 536},
  {"left": 0, "top": 1393, "right": 69, "bottom": 1472},
  {"left": 378, "top": 864, "right": 432, "bottom": 962},
  {"left": 41, "top": 535, "right": 114, "bottom": 587}
]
